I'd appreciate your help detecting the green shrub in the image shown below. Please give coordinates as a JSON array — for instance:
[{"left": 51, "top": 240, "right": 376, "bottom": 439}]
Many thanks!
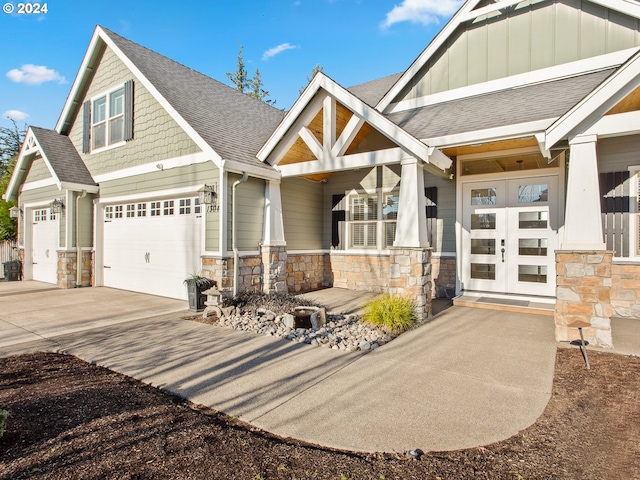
[
  {"left": 0, "top": 408, "right": 8, "bottom": 439},
  {"left": 362, "top": 294, "right": 417, "bottom": 334}
]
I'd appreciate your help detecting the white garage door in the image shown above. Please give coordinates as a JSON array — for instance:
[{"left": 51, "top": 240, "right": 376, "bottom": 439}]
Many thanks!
[
  {"left": 103, "top": 197, "right": 202, "bottom": 300},
  {"left": 31, "top": 208, "right": 59, "bottom": 284}
]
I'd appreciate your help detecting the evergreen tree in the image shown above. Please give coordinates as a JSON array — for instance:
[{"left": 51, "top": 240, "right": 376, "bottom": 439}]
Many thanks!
[
  {"left": 0, "top": 120, "right": 23, "bottom": 241},
  {"left": 226, "top": 45, "right": 249, "bottom": 93},
  {"left": 248, "top": 69, "right": 274, "bottom": 105},
  {"left": 299, "top": 64, "right": 323, "bottom": 94}
]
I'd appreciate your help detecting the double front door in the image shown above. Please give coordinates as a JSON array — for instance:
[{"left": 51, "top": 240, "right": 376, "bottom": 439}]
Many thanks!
[{"left": 461, "top": 175, "right": 560, "bottom": 297}]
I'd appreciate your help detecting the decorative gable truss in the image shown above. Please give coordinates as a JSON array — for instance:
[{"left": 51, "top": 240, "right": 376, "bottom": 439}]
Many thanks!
[{"left": 258, "top": 73, "right": 452, "bottom": 179}]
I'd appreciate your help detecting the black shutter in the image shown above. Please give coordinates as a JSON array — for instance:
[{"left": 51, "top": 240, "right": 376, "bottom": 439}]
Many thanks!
[
  {"left": 599, "top": 171, "right": 631, "bottom": 256},
  {"left": 425, "top": 187, "right": 437, "bottom": 248},
  {"left": 82, "top": 100, "right": 91, "bottom": 153},
  {"left": 124, "top": 79, "right": 134, "bottom": 141},
  {"left": 331, "top": 194, "right": 345, "bottom": 248}
]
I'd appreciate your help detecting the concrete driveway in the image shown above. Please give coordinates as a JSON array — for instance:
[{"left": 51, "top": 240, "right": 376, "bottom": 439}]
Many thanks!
[{"left": 0, "top": 281, "right": 558, "bottom": 453}]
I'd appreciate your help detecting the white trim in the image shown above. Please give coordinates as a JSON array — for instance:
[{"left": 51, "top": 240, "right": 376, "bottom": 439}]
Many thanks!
[
  {"left": 89, "top": 140, "right": 126, "bottom": 155},
  {"left": 277, "top": 147, "right": 414, "bottom": 177},
  {"left": 590, "top": 0, "right": 640, "bottom": 19},
  {"left": 584, "top": 110, "right": 640, "bottom": 138},
  {"left": 93, "top": 151, "right": 210, "bottom": 183},
  {"left": 88, "top": 83, "right": 126, "bottom": 152},
  {"left": 21, "top": 177, "right": 57, "bottom": 191},
  {"left": 60, "top": 182, "right": 99, "bottom": 193},
  {"left": 329, "top": 249, "right": 393, "bottom": 256},
  {"left": 386, "top": 49, "right": 637, "bottom": 114},
  {"left": 458, "top": 0, "right": 525, "bottom": 22},
  {"left": 94, "top": 185, "right": 201, "bottom": 204},
  {"left": 425, "top": 118, "right": 555, "bottom": 148},
  {"left": 546, "top": 48, "right": 640, "bottom": 149},
  {"left": 223, "top": 159, "right": 281, "bottom": 180},
  {"left": 288, "top": 249, "right": 331, "bottom": 255},
  {"left": 258, "top": 73, "right": 452, "bottom": 173}
]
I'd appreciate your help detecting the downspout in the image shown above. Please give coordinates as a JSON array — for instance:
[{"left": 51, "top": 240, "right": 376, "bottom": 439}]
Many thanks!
[
  {"left": 232, "top": 172, "right": 248, "bottom": 296},
  {"left": 76, "top": 190, "right": 87, "bottom": 288}
]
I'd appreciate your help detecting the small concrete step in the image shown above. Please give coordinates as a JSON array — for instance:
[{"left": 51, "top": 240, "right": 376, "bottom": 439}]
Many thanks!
[{"left": 453, "top": 295, "right": 555, "bottom": 317}]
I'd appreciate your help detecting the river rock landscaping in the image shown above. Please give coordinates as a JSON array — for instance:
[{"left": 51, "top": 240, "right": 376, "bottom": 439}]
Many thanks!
[{"left": 190, "top": 291, "right": 397, "bottom": 352}]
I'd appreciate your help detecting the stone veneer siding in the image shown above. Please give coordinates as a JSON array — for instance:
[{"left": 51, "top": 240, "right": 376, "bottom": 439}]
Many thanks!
[
  {"left": 201, "top": 255, "right": 262, "bottom": 294},
  {"left": 263, "top": 245, "right": 288, "bottom": 293},
  {"left": 555, "top": 251, "right": 613, "bottom": 348},
  {"left": 57, "top": 250, "right": 92, "bottom": 288},
  {"left": 610, "top": 262, "right": 640, "bottom": 319},
  {"left": 330, "top": 253, "right": 390, "bottom": 293},
  {"left": 286, "top": 253, "right": 331, "bottom": 293},
  {"left": 431, "top": 256, "right": 456, "bottom": 299}
]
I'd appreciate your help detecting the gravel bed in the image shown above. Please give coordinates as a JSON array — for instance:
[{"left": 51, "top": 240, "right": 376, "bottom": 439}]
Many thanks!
[{"left": 214, "top": 308, "right": 395, "bottom": 352}]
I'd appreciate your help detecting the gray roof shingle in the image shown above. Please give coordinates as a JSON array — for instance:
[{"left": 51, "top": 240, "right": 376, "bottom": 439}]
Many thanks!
[
  {"left": 30, "top": 126, "right": 96, "bottom": 186},
  {"left": 386, "top": 69, "right": 615, "bottom": 141},
  {"left": 347, "top": 72, "right": 403, "bottom": 107},
  {"left": 101, "top": 27, "right": 285, "bottom": 171}
]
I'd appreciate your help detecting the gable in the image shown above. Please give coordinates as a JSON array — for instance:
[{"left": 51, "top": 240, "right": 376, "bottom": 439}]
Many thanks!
[
  {"left": 24, "top": 157, "right": 52, "bottom": 183},
  {"left": 66, "top": 45, "right": 201, "bottom": 177},
  {"left": 392, "top": 0, "right": 640, "bottom": 105}
]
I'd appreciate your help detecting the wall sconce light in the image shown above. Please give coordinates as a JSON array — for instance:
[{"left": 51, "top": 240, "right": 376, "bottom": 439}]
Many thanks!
[
  {"left": 50, "top": 198, "right": 64, "bottom": 215},
  {"left": 198, "top": 183, "right": 219, "bottom": 212},
  {"left": 9, "top": 206, "right": 21, "bottom": 218}
]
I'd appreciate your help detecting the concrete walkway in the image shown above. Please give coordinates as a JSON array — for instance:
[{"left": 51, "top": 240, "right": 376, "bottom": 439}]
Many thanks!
[{"left": 1, "top": 282, "right": 563, "bottom": 452}]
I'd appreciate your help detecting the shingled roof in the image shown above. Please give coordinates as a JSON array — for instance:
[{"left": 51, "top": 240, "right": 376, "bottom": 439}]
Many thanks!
[
  {"left": 347, "top": 72, "right": 403, "bottom": 107},
  {"left": 101, "top": 27, "right": 285, "bottom": 171},
  {"left": 30, "top": 126, "right": 96, "bottom": 186},
  {"left": 386, "top": 68, "right": 615, "bottom": 141}
]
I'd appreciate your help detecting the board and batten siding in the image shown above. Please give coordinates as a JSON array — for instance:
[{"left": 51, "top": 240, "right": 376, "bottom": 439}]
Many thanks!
[
  {"left": 396, "top": 0, "right": 640, "bottom": 102},
  {"left": 67, "top": 46, "right": 201, "bottom": 177},
  {"left": 281, "top": 177, "right": 324, "bottom": 250},
  {"left": 226, "top": 174, "right": 265, "bottom": 252}
]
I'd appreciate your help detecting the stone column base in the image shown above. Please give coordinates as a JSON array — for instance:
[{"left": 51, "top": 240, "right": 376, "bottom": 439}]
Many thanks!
[
  {"left": 389, "top": 247, "right": 433, "bottom": 321},
  {"left": 57, "top": 250, "right": 92, "bottom": 289},
  {"left": 261, "top": 244, "right": 287, "bottom": 294},
  {"left": 555, "top": 250, "right": 613, "bottom": 348}
]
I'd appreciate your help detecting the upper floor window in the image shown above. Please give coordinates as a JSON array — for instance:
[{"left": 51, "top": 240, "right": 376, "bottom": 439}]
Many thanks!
[{"left": 83, "top": 80, "right": 134, "bottom": 154}]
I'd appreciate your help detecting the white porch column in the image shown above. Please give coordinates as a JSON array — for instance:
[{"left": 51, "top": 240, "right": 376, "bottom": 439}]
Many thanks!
[
  {"left": 562, "top": 135, "right": 606, "bottom": 250},
  {"left": 263, "top": 179, "right": 286, "bottom": 246},
  {"left": 394, "top": 158, "right": 428, "bottom": 248}
]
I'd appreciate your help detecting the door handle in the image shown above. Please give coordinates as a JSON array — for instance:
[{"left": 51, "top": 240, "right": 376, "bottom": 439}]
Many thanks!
[{"left": 501, "top": 247, "right": 505, "bottom": 263}]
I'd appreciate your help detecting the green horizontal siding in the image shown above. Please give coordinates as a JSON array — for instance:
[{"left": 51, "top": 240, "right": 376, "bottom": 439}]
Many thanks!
[
  {"left": 281, "top": 177, "right": 324, "bottom": 250},
  {"left": 226, "top": 174, "right": 265, "bottom": 252}
]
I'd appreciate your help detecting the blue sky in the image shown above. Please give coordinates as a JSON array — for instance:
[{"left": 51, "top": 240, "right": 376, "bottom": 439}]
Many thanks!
[{"left": 1, "top": 0, "right": 462, "bottom": 130}]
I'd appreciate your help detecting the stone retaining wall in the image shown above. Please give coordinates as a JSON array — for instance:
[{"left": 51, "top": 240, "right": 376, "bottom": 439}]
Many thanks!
[{"left": 610, "top": 262, "right": 640, "bottom": 319}]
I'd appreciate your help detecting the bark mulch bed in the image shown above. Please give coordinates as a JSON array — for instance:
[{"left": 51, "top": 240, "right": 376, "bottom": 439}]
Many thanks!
[{"left": 0, "top": 348, "right": 638, "bottom": 479}]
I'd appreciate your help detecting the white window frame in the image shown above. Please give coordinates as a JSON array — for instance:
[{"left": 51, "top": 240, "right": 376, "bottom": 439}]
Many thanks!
[
  {"left": 346, "top": 189, "right": 399, "bottom": 250},
  {"left": 91, "top": 85, "right": 126, "bottom": 153}
]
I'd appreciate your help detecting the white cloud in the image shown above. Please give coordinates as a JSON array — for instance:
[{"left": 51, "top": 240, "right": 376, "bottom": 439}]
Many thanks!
[
  {"left": 262, "top": 43, "right": 298, "bottom": 60},
  {"left": 6, "top": 64, "right": 66, "bottom": 85},
  {"left": 381, "top": 0, "right": 463, "bottom": 28},
  {"left": 2, "top": 110, "right": 29, "bottom": 121}
]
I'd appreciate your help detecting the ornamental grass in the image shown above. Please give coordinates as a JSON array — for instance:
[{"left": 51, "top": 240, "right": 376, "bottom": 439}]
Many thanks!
[{"left": 362, "top": 294, "right": 417, "bottom": 334}]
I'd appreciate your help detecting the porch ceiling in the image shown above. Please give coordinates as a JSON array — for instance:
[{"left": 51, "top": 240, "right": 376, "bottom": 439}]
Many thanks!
[
  {"left": 606, "top": 84, "right": 640, "bottom": 115},
  {"left": 441, "top": 137, "right": 539, "bottom": 157}
]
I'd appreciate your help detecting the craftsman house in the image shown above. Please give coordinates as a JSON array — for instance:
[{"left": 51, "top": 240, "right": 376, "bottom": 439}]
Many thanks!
[{"left": 6, "top": 0, "right": 640, "bottom": 347}]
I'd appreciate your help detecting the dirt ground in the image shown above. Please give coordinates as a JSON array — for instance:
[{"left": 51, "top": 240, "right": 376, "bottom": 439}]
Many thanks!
[{"left": 0, "top": 348, "right": 638, "bottom": 480}]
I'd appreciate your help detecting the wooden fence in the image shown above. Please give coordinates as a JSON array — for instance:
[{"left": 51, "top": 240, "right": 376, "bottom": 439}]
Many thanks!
[{"left": 0, "top": 239, "right": 17, "bottom": 278}]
